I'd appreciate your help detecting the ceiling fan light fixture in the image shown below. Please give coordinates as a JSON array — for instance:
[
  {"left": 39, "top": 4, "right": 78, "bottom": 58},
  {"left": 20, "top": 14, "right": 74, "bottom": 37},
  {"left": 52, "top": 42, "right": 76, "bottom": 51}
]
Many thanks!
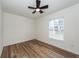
[
  {"left": 36, "top": 8, "right": 40, "bottom": 12},
  {"left": 28, "top": 0, "right": 48, "bottom": 14}
]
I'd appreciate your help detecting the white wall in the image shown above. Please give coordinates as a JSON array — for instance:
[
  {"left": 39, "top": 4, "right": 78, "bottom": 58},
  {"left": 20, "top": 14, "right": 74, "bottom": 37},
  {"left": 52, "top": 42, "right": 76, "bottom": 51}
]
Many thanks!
[
  {"left": 36, "top": 3, "right": 79, "bottom": 55},
  {"left": 3, "top": 12, "right": 35, "bottom": 46},
  {"left": 0, "top": 0, "right": 3, "bottom": 57}
]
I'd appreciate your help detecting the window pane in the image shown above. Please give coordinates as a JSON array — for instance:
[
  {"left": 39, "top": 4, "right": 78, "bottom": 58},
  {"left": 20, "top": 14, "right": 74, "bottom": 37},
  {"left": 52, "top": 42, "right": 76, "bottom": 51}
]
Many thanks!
[{"left": 49, "top": 18, "right": 64, "bottom": 41}]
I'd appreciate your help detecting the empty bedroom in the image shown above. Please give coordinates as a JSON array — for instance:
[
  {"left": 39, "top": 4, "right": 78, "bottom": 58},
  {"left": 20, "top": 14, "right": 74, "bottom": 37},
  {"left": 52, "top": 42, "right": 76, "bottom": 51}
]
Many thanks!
[{"left": 0, "top": 0, "right": 79, "bottom": 58}]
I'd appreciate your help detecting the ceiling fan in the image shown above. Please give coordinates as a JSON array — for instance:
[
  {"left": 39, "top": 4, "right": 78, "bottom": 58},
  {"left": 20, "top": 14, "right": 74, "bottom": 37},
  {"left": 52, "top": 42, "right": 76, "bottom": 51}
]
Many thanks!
[{"left": 28, "top": 0, "right": 48, "bottom": 14}]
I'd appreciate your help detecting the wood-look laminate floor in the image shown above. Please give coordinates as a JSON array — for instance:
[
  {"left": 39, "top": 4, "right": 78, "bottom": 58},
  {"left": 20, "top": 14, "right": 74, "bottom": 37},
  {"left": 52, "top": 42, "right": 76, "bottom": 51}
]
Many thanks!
[{"left": 1, "top": 39, "right": 79, "bottom": 58}]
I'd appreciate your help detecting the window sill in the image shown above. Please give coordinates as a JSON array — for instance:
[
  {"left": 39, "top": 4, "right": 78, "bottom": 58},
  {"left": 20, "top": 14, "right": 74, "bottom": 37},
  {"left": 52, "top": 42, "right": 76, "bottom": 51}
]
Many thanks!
[{"left": 49, "top": 35, "right": 64, "bottom": 41}]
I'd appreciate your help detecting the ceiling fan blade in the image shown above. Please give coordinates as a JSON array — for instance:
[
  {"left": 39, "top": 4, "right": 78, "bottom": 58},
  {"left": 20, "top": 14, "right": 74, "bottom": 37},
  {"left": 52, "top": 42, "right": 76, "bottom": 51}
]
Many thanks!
[
  {"left": 40, "top": 5, "right": 48, "bottom": 9},
  {"left": 32, "top": 10, "right": 36, "bottom": 14},
  {"left": 36, "top": 0, "right": 41, "bottom": 8},
  {"left": 39, "top": 10, "right": 43, "bottom": 14},
  {"left": 28, "top": 6, "right": 36, "bottom": 9}
]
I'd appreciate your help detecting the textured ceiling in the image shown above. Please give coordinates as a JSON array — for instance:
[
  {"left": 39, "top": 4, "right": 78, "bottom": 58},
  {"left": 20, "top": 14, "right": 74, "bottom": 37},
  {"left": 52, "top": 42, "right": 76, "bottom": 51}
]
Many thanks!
[{"left": 2, "top": 0, "right": 79, "bottom": 19}]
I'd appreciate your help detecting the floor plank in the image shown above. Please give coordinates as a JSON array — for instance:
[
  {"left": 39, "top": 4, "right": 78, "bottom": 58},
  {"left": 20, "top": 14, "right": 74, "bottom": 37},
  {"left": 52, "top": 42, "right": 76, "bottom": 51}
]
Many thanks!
[{"left": 1, "top": 39, "right": 79, "bottom": 58}]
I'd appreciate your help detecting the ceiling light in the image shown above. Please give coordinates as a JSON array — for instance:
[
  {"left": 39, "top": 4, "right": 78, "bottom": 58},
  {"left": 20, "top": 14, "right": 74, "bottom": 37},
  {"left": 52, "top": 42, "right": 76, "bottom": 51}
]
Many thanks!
[{"left": 36, "top": 8, "right": 40, "bottom": 12}]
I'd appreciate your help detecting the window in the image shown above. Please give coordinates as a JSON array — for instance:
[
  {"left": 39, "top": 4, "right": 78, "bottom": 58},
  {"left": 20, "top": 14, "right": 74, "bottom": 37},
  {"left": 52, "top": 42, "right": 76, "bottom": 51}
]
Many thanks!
[{"left": 49, "top": 18, "right": 64, "bottom": 41}]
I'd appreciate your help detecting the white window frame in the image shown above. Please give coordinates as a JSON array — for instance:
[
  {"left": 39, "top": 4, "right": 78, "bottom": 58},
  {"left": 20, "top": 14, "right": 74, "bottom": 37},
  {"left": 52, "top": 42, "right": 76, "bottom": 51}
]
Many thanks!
[{"left": 49, "top": 17, "right": 64, "bottom": 41}]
